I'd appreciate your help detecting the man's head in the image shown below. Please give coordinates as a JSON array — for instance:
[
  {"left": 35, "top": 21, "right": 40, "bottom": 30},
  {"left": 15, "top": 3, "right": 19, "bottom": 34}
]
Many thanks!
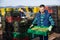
[{"left": 39, "top": 4, "right": 45, "bottom": 13}]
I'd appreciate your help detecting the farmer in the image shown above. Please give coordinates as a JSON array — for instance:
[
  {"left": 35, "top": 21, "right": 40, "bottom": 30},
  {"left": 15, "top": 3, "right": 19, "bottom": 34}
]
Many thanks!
[{"left": 30, "top": 4, "right": 54, "bottom": 40}]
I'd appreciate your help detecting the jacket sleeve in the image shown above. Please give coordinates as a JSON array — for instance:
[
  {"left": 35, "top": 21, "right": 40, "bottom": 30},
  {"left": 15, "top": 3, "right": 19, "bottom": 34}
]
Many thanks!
[
  {"left": 32, "top": 13, "right": 38, "bottom": 24},
  {"left": 49, "top": 14, "right": 55, "bottom": 26}
]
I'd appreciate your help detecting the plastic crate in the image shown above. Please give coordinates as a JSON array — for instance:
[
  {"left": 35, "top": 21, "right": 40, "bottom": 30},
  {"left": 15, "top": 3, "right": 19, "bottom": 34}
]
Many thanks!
[
  {"left": 27, "top": 26, "right": 49, "bottom": 36},
  {"left": 13, "top": 32, "right": 20, "bottom": 38}
]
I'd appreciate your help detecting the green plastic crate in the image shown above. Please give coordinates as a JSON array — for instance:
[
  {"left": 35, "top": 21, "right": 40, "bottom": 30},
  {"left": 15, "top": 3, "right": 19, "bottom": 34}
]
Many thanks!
[
  {"left": 13, "top": 32, "right": 28, "bottom": 38},
  {"left": 13, "top": 32, "right": 20, "bottom": 38},
  {"left": 27, "top": 26, "right": 49, "bottom": 36}
]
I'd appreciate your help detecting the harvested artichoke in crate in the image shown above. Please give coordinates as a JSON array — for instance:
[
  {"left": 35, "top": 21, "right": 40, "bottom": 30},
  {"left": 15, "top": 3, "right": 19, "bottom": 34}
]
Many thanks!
[{"left": 27, "top": 26, "right": 49, "bottom": 36}]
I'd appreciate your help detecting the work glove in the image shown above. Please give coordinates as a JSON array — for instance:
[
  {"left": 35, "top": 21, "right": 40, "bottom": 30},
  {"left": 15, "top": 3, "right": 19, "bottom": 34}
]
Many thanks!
[
  {"left": 48, "top": 26, "right": 53, "bottom": 31},
  {"left": 30, "top": 24, "right": 33, "bottom": 28}
]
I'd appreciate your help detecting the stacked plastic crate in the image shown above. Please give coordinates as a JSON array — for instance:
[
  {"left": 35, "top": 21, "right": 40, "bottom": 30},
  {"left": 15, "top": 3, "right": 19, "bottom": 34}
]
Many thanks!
[
  {"left": 0, "top": 9, "right": 2, "bottom": 40},
  {"left": 57, "top": 6, "right": 60, "bottom": 33},
  {"left": 50, "top": 6, "right": 58, "bottom": 32}
]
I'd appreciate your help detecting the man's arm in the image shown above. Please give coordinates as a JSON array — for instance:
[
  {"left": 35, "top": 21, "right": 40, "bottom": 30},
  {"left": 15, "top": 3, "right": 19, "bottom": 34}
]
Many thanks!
[
  {"left": 32, "top": 17, "right": 37, "bottom": 24},
  {"left": 48, "top": 15, "right": 54, "bottom": 31},
  {"left": 49, "top": 16, "right": 54, "bottom": 26},
  {"left": 30, "top": 14, "right": 38, "bottom": 28}
]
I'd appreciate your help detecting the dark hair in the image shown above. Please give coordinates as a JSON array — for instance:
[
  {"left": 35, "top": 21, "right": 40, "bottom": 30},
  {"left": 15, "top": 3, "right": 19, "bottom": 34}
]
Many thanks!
[{"left": 39, "top": 4, "right": 45, "bottom": 8}]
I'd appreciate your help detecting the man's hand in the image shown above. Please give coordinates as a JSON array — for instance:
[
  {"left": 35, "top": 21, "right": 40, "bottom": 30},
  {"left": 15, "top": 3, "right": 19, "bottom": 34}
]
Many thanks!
[
  {"left": 48, "top": 26, "right": 53, "bottom": 31},
  {"left": 30, "top": 24, "right": 33, "bottom": 28}
]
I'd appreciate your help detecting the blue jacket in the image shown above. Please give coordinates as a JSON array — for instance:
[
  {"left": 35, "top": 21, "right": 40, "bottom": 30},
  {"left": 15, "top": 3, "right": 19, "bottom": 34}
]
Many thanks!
[{"left": 32, "top": 10, "right": 54, "bottom": 27}]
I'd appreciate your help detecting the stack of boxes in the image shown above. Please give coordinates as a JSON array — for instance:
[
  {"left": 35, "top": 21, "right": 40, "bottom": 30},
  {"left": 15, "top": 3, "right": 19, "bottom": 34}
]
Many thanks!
[
  {"left": 57, "top": 6, "right": 60, "bottom": 33},
  {"left": 51, "top": 6, "right": 58, "bottom": 32},
  {"left": 51, "top": 6, "right": 58, "bottom": 27},
  {"left": 0, "top": 8, "right": 6, "bottom": 40}
]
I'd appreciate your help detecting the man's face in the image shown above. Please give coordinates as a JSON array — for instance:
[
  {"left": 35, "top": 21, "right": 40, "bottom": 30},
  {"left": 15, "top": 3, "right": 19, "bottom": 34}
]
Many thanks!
[{"left": 39, "top": 7, "right": 45, "bottom": 13}]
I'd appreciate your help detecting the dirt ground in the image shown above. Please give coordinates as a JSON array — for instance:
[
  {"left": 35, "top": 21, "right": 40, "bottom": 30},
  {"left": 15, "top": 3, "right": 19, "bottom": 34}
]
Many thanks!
[{"left": 32, "top": 33, "right": 60, "bottom": 40}]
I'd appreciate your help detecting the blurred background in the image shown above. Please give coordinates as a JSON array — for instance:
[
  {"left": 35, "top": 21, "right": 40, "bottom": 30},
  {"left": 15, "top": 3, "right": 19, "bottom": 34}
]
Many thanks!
[{"left": 0, "top": 0, "right": 60, "bottom": 40}]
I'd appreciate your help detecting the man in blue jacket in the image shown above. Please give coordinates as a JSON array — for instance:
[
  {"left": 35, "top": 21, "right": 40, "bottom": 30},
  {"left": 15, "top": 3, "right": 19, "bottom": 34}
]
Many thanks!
[{"left": 30, "top": 5, "right": 54, "bottom": 40}]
